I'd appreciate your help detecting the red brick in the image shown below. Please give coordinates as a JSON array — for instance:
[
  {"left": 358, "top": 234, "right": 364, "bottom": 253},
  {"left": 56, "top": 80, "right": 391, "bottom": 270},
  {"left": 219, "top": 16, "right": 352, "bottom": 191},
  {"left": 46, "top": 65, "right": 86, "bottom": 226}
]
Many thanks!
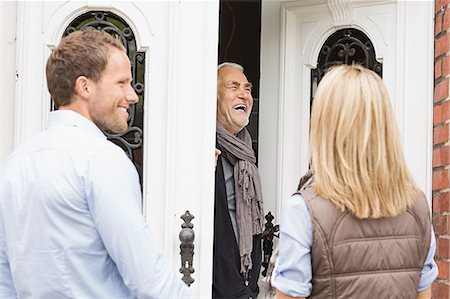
[
  {"left": 441, "top": 191, "right": 450, "bottom": 212},
  {"left": 444, "top": 147, "right": 450, "bottom": 164},
  {"left": 437, "top": 14, "right": 443, "bottom": 36},
  {"left": 443, "top": 55, "right": 450, "bottom": 77},
  {"left": 442, "top": 146, "right": 450, "bottom": 166},
  {"left": 436, "top": 0, "right": 443, "bottom": 14},
  {"left": 433, "top": 214, "right": 449, "bottom": 234},
  {"left": 434, "top": 193, "right": 440, "bottom": 213},
  {"left": 433, "top": 146, "right": 450, "bottom": 169},
  {"left": 434, "top": 214, "right": 449, "bottom": 234},
  {"left": 437, "top": 259, "right": 449, "bottom": 280},
  {"left": 435, "top": 103, "right": 443, "bottom": 125},
  {"left": 442, "top": 100, "right": 450, "bottom": 121},
  {"left": 435, "top": 148, "right": 442, "bottom": 167},
  {"left": 445, "top": 8, "right": 450, "bottom": 30},
  {"left": 436, "top": 34, "right": 450, "bottom": 58},
  {"left": 433, "top": 123, "right": 449, "bottom": 145},
  {"left": 435, "top": 79, "right": 450, "bottom": 103},
  {"left": 435, "top": 279, "right": 450, "bottom": 298},
  {"left": 443, "top": 0, "right": 450, "bottom": 9},
  {"left": 436, "top": 59, "right": 443, "bottom": 79},
  {"left": 439, "top": 238, "right": 450, "bottom": 260},
  {"left": 432, "top": 281, "right": 438, "bottom": 299}
]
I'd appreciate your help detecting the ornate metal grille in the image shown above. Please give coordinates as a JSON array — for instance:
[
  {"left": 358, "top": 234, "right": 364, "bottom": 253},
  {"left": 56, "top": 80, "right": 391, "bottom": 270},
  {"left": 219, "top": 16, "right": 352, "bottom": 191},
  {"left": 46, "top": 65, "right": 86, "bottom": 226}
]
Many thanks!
[
  {"left": 310, "top": 28, "right": 382, "bottom": 104},
  {"left": 61, "top": 11, "right": 145, "bottom": 183}
]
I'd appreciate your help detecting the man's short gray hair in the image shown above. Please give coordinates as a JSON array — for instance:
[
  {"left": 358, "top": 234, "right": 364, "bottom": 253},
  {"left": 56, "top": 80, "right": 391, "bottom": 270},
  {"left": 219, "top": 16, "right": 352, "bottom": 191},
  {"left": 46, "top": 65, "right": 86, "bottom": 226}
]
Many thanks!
[{"left": 218, "top": 62, "right": 244, "bottom": 72}]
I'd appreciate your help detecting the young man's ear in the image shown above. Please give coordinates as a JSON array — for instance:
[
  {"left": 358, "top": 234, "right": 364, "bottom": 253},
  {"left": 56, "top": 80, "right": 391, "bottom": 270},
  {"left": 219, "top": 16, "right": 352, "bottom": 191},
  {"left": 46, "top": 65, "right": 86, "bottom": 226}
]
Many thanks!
[{"left": 74, "top": 76, "right": 92, "bottom": 98}]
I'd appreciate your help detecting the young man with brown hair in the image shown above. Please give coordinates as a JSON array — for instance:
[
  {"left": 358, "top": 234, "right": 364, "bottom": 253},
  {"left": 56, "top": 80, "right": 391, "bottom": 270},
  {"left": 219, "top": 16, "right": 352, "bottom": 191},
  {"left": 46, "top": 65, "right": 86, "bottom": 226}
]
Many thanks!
[{"left": 0, "top": 29, "right": 192, "bottom": 299}]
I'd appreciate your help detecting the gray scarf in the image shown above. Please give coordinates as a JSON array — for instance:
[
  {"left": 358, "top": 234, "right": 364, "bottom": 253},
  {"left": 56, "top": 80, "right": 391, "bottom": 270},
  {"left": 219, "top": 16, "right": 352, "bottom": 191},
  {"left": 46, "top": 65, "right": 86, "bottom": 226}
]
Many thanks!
[{"left": 216, "top": 123, "right": 264, "bottom": 278}]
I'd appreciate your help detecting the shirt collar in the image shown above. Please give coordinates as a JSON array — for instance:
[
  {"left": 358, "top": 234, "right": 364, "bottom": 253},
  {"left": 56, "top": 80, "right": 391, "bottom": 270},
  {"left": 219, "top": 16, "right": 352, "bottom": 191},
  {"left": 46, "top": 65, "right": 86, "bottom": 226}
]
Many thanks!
[{"left": 47, "top": 110, "right": 107, "bottom": 140}]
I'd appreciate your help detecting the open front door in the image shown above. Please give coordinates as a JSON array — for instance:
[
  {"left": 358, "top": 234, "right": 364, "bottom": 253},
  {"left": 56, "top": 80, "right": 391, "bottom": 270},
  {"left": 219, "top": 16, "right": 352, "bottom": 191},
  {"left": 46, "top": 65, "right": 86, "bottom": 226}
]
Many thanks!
[
  {"left": 259, "top": 0, "right": 433, "bottom": 225},
  {"left": 14, "top": 1, "right": 219, "bottom": 296}
]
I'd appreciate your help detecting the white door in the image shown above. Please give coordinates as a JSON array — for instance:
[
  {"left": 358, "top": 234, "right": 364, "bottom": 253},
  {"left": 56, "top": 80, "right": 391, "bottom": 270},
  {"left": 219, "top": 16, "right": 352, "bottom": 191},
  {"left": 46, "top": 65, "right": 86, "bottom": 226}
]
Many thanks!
[
  {"left": 259, "top": 0, "right": 434, "bottom": 222},
  {"left": 12, "top": 1, "right": 219, "bottom": 296}
]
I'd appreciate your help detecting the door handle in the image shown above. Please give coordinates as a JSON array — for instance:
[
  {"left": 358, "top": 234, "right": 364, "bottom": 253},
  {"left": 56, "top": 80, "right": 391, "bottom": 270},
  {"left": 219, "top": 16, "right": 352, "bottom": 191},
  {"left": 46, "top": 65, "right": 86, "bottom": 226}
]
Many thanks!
[
  {"left": 261, "top": 211, "right": 279, "bottom": 277},
  {"left": 179, "top": 210, "right": 195, "bottom": 286}
]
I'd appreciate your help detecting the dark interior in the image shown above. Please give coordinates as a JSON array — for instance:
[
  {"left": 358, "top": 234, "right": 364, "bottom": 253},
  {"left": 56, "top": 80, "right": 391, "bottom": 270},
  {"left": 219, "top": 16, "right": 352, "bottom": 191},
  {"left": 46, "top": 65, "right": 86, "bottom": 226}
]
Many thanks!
[{"left": 218, "top": 0, "right": 262, "bottom": 162}]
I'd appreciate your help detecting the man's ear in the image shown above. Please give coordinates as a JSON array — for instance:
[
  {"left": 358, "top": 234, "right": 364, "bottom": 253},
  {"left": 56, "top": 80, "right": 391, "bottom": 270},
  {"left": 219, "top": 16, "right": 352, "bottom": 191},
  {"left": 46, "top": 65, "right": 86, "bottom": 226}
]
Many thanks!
[{"left": 74, "top": 76, "right": 92, "bottom": 99}]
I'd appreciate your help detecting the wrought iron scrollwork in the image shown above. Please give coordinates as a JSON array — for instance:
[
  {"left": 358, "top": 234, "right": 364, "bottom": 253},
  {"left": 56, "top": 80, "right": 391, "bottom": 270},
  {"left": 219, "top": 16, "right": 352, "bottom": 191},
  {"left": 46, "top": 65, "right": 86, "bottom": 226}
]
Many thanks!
[
  {"left": 62, "top": 11, "right": 146, "bottom": 184},
  {"left": 179, "top": 211, "right": 195, "bottom": 286},
  {"left": 261, "top": 211, "right": 279, "bottom": 277},
  {"left": 311, "top": 28, "right": 382, "bottom": 105}
]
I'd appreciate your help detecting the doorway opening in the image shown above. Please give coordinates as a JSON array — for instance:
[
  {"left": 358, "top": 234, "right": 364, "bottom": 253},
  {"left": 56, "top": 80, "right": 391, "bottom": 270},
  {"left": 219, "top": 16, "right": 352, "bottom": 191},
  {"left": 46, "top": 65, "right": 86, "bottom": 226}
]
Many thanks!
[{"left": 218, "top": 0, "right": 262, "bottom": 162}]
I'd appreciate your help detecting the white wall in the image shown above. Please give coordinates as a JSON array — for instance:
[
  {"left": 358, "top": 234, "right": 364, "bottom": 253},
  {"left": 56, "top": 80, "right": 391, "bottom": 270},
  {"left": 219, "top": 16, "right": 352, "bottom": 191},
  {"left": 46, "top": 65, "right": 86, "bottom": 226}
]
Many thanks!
[{"left": 0, "top": 1, "right": 17, "bottom": 164}]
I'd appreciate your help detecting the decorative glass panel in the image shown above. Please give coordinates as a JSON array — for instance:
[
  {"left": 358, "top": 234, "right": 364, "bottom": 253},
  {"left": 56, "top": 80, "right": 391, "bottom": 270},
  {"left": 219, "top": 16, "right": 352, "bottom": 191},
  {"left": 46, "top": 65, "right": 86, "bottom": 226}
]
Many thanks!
[
  {"left": 311, "top": 28, "right": 382, "bottom": 105},
  {"left": 59, "top": 11, "right": 145, "bottom": 184}
]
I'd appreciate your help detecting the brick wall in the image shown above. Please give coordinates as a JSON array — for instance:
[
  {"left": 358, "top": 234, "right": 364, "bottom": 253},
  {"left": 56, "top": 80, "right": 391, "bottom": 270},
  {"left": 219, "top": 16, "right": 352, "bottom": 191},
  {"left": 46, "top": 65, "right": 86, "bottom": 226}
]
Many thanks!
[{"left": 433, "top": 0, "right": 450, "bottom": 297}]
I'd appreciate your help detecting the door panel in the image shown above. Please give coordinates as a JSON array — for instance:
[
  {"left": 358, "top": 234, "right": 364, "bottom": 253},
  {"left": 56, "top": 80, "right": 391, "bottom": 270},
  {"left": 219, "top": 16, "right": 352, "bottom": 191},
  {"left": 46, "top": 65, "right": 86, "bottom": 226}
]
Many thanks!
[
  {"left": 14, "top": 1, "right": 219, "bottom": 296},
  {"left": 259, "top": 0, "right": 433, "bottom": 224}
]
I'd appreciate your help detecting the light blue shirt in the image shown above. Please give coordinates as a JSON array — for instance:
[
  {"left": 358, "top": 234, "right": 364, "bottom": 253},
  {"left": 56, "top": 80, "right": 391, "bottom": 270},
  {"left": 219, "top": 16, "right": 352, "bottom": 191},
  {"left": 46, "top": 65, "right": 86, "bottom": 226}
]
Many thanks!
[
  {"left": 271, "top": 193, "right": 439, "bottom": 297},
  {"left": 0, "top": 110, "right": 192, "bottom": 299}
]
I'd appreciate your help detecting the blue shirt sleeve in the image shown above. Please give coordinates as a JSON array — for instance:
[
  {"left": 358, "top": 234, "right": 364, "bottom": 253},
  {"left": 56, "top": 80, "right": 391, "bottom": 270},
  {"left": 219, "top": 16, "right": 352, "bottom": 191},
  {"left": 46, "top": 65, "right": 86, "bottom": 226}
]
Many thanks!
[
  {"left": 85, "top": 146, "right": 192, "bottom": 298},
  {"left": 271, "top": 193, "right": 313, "bottom": 297},
  {"left": 417, "top": 226, "right": 438, "bottom": 292},
  {"left": 0, "top": 197, "right": 18, "bottom": 299}
]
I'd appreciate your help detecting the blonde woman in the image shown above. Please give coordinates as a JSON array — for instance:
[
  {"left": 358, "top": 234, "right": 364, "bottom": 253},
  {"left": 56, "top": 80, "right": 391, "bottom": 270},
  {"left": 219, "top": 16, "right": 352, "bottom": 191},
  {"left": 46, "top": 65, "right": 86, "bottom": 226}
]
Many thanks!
[{"left": 271, "top": 64, "right": 437, "bottom": 299}]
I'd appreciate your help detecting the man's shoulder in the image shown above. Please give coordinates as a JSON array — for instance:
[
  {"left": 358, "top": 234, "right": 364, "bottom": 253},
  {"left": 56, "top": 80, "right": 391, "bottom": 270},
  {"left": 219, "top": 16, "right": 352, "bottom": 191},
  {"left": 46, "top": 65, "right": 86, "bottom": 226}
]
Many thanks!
[
  {"left": 6, "top": 125, "right": 121, "bottom": 162},
  {"left": 50, "top": 124, "right": 121, "bottom": 157}
]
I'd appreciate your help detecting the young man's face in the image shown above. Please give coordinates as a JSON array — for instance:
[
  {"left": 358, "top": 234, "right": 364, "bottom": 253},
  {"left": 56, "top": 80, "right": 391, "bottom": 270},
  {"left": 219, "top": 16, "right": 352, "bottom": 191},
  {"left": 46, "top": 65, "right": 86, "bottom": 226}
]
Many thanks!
[
  {"left": 216, "top": 67, "right": 253, "bottom": 135},
  {"left": 88, "top": 47, "right": 138, "bottom": 133}
]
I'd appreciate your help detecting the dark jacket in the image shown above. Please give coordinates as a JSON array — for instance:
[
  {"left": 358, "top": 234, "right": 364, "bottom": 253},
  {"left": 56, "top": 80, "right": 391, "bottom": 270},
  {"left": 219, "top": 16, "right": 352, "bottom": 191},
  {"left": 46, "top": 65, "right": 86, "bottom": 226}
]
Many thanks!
[{"left": 212, "top": 156, "right": 262, "bottom": 299}]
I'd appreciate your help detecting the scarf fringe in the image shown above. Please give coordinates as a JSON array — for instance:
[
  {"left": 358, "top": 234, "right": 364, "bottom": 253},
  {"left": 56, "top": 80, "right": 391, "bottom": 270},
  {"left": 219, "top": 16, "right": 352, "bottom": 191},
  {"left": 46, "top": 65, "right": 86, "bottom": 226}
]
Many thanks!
[
  {"left": 240, "top": 252, "right": 253, "bottom": 278},
  {"left": 262, "top": 246, "right": 279, "bottom": 297}
]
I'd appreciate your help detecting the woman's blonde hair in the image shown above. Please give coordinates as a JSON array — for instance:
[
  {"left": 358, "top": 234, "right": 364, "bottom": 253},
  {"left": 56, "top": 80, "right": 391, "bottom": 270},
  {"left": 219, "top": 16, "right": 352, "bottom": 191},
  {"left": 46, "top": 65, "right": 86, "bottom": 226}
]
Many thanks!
[{"left": 310, "top": 64, "right": 421, "bottom": 219}]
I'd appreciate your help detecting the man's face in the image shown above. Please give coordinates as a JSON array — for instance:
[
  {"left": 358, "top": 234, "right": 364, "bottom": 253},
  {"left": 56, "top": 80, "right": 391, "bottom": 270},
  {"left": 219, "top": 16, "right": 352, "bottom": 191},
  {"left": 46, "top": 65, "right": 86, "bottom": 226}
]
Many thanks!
[
  {"left": 216, "top": 66, "right": 253, "bottom": 135},
  {"left": 88, "top": 47, "right": 138, "bottom": 133}
]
